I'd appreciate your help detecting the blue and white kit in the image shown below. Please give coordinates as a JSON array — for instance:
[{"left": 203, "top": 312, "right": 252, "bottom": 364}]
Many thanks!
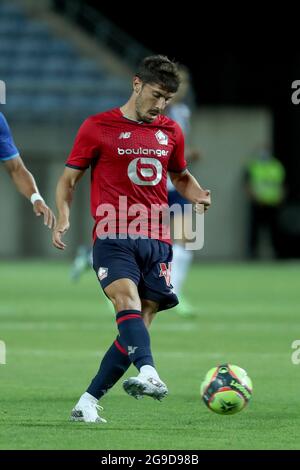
[{"left": 0, "top": 112, "right": 19, "bottom": 162}]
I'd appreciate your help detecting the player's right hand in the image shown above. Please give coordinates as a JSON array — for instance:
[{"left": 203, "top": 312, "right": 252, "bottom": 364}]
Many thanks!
[
  {"left": 52, "top": 218, "right": 70, "bottom": 250},
  {"left": 33, "top": 200, "right": 56, "bottom": 229}
]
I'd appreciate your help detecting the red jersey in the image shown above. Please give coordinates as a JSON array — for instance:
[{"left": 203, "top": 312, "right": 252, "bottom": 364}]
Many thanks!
[{"left": 66, "top": 108, "right": 187, "bottom": 244}]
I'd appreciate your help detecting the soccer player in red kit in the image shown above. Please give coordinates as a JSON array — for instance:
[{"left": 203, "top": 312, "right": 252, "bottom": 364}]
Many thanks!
[{"left": 53, "top": 55, "right": 211, "bottom": 423}]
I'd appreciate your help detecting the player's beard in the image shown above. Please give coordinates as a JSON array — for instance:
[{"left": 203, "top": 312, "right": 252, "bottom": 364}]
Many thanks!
[
  {"left": 137, "top": 109, "right": 158, "bottom": 123},
  {"left": 136, "top": 96, "right": 156, "bottom": 123}
]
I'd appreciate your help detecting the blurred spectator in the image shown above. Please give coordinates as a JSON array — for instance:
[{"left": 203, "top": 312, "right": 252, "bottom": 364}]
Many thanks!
[{"left": 244, "top": 147, "right": 285, "bottom": 259}]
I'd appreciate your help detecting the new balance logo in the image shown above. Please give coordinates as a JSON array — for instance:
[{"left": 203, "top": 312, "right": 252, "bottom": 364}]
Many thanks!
[
  {"left": 128, "top": 346, "right": 138, "bottom": 355},
  {"left": 119, "top": 132, "right": 131, "bottom": 139}
]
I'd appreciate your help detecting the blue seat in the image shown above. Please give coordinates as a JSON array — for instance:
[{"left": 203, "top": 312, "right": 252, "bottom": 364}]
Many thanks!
[
  {"left": 0, "top": 38, "right": 19, "bottom": 55},
  {"left": 0, "top": 19, "right": 26, "bottom": 34},
  {"left": 0, "top": 57, "right": 13, "bottom": 70},
  {"left": 0, "top": 5, "right": 26, "bottom": 23},
  {"left": 6, "top": 94, "right": 33, "bottom": 112},
  {"left": 22, "top": 21, "right": 50, "bottom": 38}
]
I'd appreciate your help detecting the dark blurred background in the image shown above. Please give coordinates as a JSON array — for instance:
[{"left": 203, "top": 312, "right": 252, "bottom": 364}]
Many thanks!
[{"left": 1, "top": 0, "right": 300, "bottom": 259}]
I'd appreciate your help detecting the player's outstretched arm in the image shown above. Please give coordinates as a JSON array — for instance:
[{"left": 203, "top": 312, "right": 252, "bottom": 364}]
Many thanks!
[
  {"left": 169, "top": 169, "right": 211, "bottom": 212},
  {"left": 4, "top": 156, "right": 55, "bottom": 228},
  {"left": 53, "top": 167, "right": 85, "bottom": 250}
]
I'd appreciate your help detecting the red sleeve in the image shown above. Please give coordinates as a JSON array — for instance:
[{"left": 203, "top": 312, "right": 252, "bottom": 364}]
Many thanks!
[
  {"left": 167, "top": 122, "right": 187, "bottom": 173},
  {"left": 66, "top": 118, "right": 100, "bottom": 170}
]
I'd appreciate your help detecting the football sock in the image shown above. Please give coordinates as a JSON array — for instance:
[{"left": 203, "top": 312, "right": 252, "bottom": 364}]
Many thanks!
[
  {"left": 116, "top": 309, "right": 155, "bottom": 370},
  {"left": 86, "top": 336, "right": 131, "bottom": 400},
  {"left": 86, "top": 310, "right": 156, "bottom": 400},
  {"left": 171, "top": 244, "right": 193, "bottom": 295},
  {"left": 79, "top": 391, "right": 98, "bottom": 404},
  {"left": 139, "top": 364, "right": 160, "bottom": 380}
]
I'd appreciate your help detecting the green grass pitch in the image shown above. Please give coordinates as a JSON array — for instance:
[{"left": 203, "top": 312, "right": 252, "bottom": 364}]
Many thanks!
[{"left": 0, "top": 260, "right": 299, "bottom": 450}]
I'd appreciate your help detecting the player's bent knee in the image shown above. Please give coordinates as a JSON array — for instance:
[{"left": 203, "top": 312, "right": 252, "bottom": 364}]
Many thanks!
[
  {"left": 105, "top": 287, "right": 141, "bottom": 312},
  {"left": 113, "top": 294, "right": 141, "bottom": 312},
  {"left": 104, "top": 278, "right": 141, "bottom": 312}
]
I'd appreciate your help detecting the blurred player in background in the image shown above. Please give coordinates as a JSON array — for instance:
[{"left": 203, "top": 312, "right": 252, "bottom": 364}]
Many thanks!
[
  {"left": 53, "top": 55, "right": 211, "bottom": 423},
  {"left": 167, "top": 65, "right": 201, "bottom": 316},
  {"left": 0, "top": 112, "right": 55, "bottom": 228},
  {"left": 245, "top": 147, "right": 285, "bottom": 259}
]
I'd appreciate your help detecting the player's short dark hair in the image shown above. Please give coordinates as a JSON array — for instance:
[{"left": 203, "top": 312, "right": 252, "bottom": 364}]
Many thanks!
[{"left": 135, "top": 55, "right": 180, "bottom": 93}]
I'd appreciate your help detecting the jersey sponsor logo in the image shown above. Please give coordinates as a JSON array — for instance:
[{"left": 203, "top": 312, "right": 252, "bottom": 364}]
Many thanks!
[
  {"left": 119, "top": 132, "right": 131, "bottom": 139},
  {"left": 127, "top": 157, "right": 162, "bottom": 186},
  {"left": 159, "top": 262, "right": 172, "bottom": 286},
  {"left": 118, "top": 147, "right": 168, "bottom": 157},
  {"left": 155, "top": 130, "right": 168, "bottom": 145},
  {"left": 98, "top": 267, "right": 108, "bottom": 281}
]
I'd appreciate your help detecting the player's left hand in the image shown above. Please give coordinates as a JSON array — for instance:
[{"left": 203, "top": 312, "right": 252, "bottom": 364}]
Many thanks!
[
  {"left": 194, "top": 189, "right": 211, "bottom": 213},
  {"left": 33, "top": 201, "right": 56, "bottom": 229},
  {"left": 52, "top": 218, "right": 70, "bottom": 250}
]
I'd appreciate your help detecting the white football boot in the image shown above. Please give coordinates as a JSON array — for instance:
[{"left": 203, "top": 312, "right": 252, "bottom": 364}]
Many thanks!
[
  {"left": 70, "top": 396, "right": 107, "bottom": 423},
  {"left": 123, "top": 375, "right": 168, "bottom": 401}
]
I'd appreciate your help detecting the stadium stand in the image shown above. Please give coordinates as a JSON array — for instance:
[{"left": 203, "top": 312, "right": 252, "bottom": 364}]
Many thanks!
[{"left": 0, "top": 1, "right": 131, "bottom": 123}]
